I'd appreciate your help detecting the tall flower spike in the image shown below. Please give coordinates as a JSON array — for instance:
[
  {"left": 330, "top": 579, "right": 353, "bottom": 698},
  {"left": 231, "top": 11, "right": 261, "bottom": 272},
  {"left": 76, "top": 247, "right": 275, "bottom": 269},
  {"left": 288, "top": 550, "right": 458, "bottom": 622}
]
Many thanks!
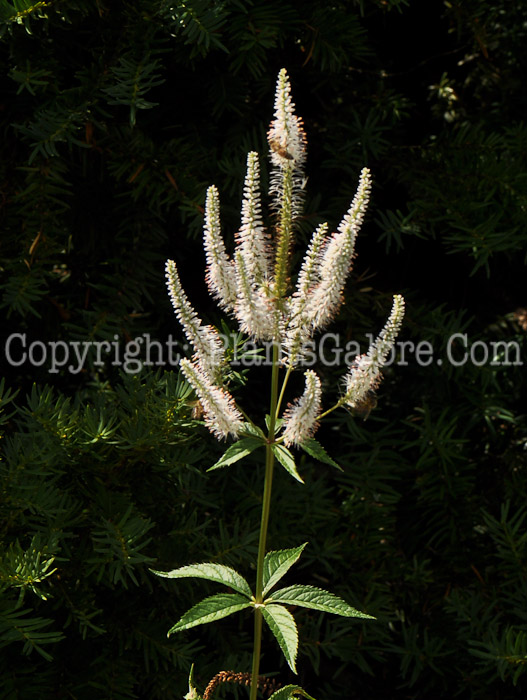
[
  {"left": 236, "top": 152, "right": 272, "bottom": 286},
  {"left": 268, "top": 68, "right": 307, "bottom": 171},
  {"left": 165, "top": 259, "right": 226, "bottom": 383},
  {"left": 343, "top": 294, "right": 405, "bottom": 408},
  {"left": 283, "top": 222, "right": 329, "bottom": 365},
  {"left": 304, "top": 168, "right": 372, "bottom": 331},
  {"left": 268, "top": 68, "right": 307, "bottom": 300},
  {"left": 281, "top": 370, "right": 322, "bottom": 447},
  {"left": 180, "top": 359, "right": 243, "bottom": 440},
  {"left": 203, "top": 186, "right": 237, "bottom": 312}
]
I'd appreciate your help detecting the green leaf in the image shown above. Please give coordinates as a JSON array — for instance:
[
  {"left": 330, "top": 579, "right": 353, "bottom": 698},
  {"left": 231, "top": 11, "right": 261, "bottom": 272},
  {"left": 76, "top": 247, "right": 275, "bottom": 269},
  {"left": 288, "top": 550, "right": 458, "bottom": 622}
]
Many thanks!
[
  {"left": 208, "top": 437, "right": 263, "bottom": 471},
  {"left": 272, "top": 444, "right": 304, "bottom": 483},
  {"left": 168, "top": 593, "right": 251, "bottom": 635},
  {"left": 268, "top": 685, "right": 317, "bottom": 700},
  {"left": 300, "top": 438, "right": 342, "bottom": 470},
  {"left": 240, "top": 421, "right": 266, "bottom": 440},
  {"left": 265, "top": 414, "right": 284, "bottom": 434},
  {"left": 262, "top": 543, "right": 308, "bottom": 597},
  {"left": 261, "top": 603, "right": 298, "bottom": 673},
  {"left": 151, "top": 562, "right": 252, "bottom": 598},
  {"left": 268, "top": 585, "right": 375, "bottom": 619}
]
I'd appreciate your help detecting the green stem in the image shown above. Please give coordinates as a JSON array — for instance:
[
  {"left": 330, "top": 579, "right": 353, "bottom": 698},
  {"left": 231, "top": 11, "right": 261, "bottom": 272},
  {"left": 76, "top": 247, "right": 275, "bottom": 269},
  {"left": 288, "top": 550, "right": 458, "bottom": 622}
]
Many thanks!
[
  {"left": 316, "top": 396, "right": 347, "bottom": 422},
  {"left": 250, "top": 343, "right": 280, "bottom": 700},
  {"left": 275, "top": 364, "right": 293, "bottom": 421}
]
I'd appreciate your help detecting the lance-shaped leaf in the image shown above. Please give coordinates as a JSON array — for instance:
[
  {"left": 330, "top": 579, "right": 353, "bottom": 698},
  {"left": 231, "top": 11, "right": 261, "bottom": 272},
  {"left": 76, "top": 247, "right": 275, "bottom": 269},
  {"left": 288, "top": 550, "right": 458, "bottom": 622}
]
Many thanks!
[
  {"left": 168, "top": 593, "right": 251, "bottom": 635},
  {"left": 241, "top": 421, "right": 267, "bottom": 440},
  {"left": 151, "top": 562, "right": 252, "bottom": 598},
  {"left": 271, "top": 444, "right": 304, "bottom": 483},
  {"left": 208, "top": 437, "right": 264, "bottom": 471},
  {"left": 261, "top": 603, "right": 298, "bottom": 673},
  {"left": 268, "top": 585, "right": 375, "bottom": 619},
  {"left": 300, "top": 438, "right": 342, "bottom": 471},
  {"left": 262, "top": 543, "right": 307, "bottom": 597},
  {"left": 268, "top": 685, "right": 317, "bottom": 700}
]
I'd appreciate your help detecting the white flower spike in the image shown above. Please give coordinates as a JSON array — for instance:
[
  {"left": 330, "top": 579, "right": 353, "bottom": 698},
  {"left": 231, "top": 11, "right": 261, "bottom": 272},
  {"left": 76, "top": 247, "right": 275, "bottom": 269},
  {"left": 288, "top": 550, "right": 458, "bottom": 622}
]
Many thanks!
[
  {"left": 268, "top": 68, "right": 307, "bottom": 171},
  {"left": 180, "top": 359, "right": 244, "bottom": 441},
  {"left": 203, "top": 185, "right": 237, "bottom": 313},
  {"left": 281, "top": 370, "right": 322, "bottom": 447},
  {"left": 236, "top": 152, "right": 272, "bottom": 286},
  {"left": 283, "top": 222, "right": 329, "bottom": 365},
  {"left": 343, "top": 294, "right": 405, "bottom": 409},
  {"left": 234, "top": 250, "right": 277, "bottom": 341},
  {"left": 165, "top": 259, "right": 226, "bottom": 383},
  {"left": 304, "top": 168, "right": 372, "bottom": 331}
]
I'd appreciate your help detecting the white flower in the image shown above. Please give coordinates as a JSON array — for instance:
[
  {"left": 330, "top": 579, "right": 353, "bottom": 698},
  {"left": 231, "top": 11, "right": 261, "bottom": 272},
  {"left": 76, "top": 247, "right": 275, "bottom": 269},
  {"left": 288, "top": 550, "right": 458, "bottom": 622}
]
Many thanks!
[
  {"left": 234, "top": 250, "right": 278, "bottom": 341},
  {"left": 267, "top": 68, "right": 307, "bottom": 171},
  {"left": 281, "top": 370, "right": 322, "bottom": 447},
  {"left": 304, "top": 168, "right": 372, "bottom": 331},
  {"left": 165, "top": 259, "right": 226, "bottom": 382},
  {"left": 180, "top": 359, "right": 244, "bottom": 440},
  {"left": 283, "top": 222, "right": 328, "bottom": 365},
  {"left": 203, "top": 185, "right": 237, "bottom": 312},
  {"left": 236, "top": 152, "right": 272, "bottom": 286},
  {"left": 343, "top": 294, "right": 405, "bottom": 408},
  {"left": 268, "top": 70, "right": 307, "bottom": 297}
]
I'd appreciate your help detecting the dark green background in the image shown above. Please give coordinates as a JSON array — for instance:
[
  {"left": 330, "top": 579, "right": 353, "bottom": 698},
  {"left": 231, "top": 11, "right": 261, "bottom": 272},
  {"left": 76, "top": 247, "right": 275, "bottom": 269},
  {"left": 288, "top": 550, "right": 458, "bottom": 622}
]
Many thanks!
[{"left": 1, "top": 1, "right": 526, "bottom": 698}]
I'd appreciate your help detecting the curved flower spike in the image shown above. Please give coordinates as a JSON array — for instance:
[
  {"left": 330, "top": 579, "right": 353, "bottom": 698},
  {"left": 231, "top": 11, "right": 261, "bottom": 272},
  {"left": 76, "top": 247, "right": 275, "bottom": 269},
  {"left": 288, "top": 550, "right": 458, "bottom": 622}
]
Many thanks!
[
  {"left": 343, "top": 294, "right": 405, "bottom": 408},
  {"left": 281, "top": 370, "right": 322, "bottom": 447},
  {"left": 180, "top": 359, "right": 244, "bottom": 440},
  {"left": 283, "top": 222, "right": 329, "bottom": 365},
  {"left": 165, "top": 259, "right": 226, "bottom": 383},
  {"left": 305, "top": 168, "right": 372, "bottom": 331}
]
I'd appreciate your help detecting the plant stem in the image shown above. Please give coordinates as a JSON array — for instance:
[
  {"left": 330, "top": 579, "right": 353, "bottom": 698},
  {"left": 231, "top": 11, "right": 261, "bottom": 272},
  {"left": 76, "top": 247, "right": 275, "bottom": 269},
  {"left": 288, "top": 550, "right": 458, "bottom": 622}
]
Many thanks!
[
  {"left": 250, "top": 343, "right": 280, "bottom": 700},
  {"left": 275, "top": 364, "right": 292, "bottom": 421}
]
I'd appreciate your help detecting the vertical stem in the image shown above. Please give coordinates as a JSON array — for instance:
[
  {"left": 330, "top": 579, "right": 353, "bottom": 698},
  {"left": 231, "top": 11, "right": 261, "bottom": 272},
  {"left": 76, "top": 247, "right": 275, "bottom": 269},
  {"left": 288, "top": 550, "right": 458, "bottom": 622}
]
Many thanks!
[{"left": 250, "top": 343, "right": 280, "bottom": 700}]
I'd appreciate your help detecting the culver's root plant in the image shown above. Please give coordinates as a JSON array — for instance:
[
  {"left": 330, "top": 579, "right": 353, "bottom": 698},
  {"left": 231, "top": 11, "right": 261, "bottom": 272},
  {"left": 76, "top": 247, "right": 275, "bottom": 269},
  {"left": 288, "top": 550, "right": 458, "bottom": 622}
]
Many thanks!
[{"left": 152, "top": 69, "right": 405, "bottom": 700}]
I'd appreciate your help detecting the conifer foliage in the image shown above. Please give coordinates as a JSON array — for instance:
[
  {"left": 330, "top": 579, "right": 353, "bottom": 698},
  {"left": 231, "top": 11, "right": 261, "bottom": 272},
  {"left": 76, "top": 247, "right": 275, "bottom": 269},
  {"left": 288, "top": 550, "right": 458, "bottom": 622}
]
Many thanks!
[{"left": 1, "top": 1, "right": 526, "bottom": 699}]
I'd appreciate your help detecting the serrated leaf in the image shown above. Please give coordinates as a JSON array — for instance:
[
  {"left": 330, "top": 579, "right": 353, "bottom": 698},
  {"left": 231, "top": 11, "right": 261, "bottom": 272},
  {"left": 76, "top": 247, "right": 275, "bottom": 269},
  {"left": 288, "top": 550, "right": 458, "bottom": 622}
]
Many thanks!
[
  {"left": 272, "top": 444, "right": 304, "bottom": 483},
  {"left": 208, "top": 437, "right": 263, "bottom": 471},
  {"left": 268, "top": 685, "right": 317, "bottom": 700},
  {"left": 261, "top": 603, "right": 298, "bottom": 673},
  {"left": 269, "top": 585, "right": 375, "bottom": 619},
  {"left": 150, "top": 562, "right": 252, "bottom": 597},
  {"left": 262, "top": 543, "right": 308, "bottom": 597},
  {"left": 300, "top": 438, "right": 342, "bottom": 470},
  {"left": 240, "top": 421, "right": 266, "bottom": 439},
  {"left": 168, "top": 593, "right": 251, "bottom": 635}
]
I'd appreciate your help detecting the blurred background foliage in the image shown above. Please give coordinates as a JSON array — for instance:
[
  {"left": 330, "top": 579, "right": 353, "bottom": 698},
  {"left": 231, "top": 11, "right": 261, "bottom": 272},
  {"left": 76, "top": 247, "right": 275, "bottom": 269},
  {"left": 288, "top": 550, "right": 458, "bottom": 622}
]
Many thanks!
[{"left": 1, "top": 0, "right": 526, "bottom": 698}]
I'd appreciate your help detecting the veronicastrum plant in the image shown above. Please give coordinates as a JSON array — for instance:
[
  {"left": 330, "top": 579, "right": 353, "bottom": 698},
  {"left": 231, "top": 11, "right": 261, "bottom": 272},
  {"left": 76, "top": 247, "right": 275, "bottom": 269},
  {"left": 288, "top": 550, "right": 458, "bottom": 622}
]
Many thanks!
[{"left": 152, "top": 69, "right": 405, "bottom": 700}]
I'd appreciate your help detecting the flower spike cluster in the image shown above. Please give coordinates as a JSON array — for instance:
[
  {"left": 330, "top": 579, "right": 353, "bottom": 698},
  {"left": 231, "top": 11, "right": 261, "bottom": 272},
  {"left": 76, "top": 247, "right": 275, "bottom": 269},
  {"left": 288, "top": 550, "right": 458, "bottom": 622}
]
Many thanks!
[
  {"left": 165, "top": 259, "right": 242, "bottom": 440},
  {"left": 165, "top": 68, "right": 405, "bottom": 443}
]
